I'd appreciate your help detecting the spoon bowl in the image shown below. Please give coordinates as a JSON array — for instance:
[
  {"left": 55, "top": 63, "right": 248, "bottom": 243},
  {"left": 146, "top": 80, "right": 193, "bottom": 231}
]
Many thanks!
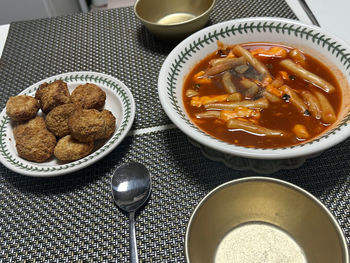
[
  {"left": 111, "top": 162, "right": 152, "bottom": 263},
  {"left": 112, "top": 162, "right": 151, "bottom": 212}
]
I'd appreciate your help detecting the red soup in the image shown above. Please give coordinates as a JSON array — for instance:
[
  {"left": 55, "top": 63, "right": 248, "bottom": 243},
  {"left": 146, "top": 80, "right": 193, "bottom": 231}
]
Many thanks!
[{"left": 183, "top": 42, "right": 342, "bottom": 148}]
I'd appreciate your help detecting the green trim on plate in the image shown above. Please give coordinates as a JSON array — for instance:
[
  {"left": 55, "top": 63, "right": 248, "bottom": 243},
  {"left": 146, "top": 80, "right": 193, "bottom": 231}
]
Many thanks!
[
  {"left": 0, "top": 73, "right": 132, "bottom": 172},
  {"left": 167, "top": 21, "right": 350, "bottom": 150}
]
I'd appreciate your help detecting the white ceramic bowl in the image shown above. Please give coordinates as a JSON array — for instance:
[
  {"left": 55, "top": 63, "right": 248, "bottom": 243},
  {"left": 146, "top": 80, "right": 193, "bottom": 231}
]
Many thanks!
[{"left": 158, "top": 17, "right": 350, "bottom": 160}]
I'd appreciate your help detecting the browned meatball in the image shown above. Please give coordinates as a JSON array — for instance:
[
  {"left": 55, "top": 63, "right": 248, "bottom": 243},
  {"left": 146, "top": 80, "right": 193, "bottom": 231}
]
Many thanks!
[
  {"left": 45, "top": 103, "right": 78, "bottom": 137},
  {"left": 71, "top": 83, "right": 106, "bottom": 110},
  {"left": 54, "top": 135, "right": 94, "bottom": 161},
  {"left": 13, "top": 116, "right": 56, "bottom": 162},
  {"left": 68, "top": 109, "right": 105, "bottom": 142},
  {"left": 35, "top": 80, "right": 71, "bottom": 113},
  {"left": 95, "top": 109, "right": 116, "bottom": 140},
  {"left": 6, "top": 95, "right": 40, "bottom": 121}
]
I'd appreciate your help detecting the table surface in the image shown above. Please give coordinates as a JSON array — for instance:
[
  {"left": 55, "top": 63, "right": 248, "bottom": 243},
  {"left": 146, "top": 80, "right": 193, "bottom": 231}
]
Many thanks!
[
  {"left": 0, "top": 0, "right": 350, "bottom": 57},
  {"left": 0, "top": 0, "right": 349, "bottom": 262},
  {"left": 286, "top": 0, "right": 350, "bottom": 44}
]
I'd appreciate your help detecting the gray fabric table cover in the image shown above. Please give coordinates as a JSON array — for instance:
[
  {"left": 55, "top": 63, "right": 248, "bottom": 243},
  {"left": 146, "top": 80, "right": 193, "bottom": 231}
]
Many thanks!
[{"left": 0, "top": 0, "right": 349, "bottom": 262}]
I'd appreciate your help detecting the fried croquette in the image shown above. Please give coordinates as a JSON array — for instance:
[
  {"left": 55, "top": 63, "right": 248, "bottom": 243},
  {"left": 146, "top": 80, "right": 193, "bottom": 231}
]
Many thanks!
[
  {"left": 35, "top": 80, "right": 71, "bottom": 113},
  {"left": 95, "top": 109, "right": 116, "bottom": 140},
  {"left": 68, "top": 109, "right": 116, "bottom": 142},
  {"left": 54, "top": 135, "right": 94, "bottom": 161},
  {"left": 46, "top": 103, "right": 78, "bottom": 137},
  {"left": 6, "top": 95, "right": 40, "bottom": 121},
  {"left": 13, "top": 116, "right": 56, "bottom": 162},
  {"left": 68, "top": 109, "right": 105, "bottom": 142},
  {"left": 71, "top": 83, "right": 106, "bottom": 110}
]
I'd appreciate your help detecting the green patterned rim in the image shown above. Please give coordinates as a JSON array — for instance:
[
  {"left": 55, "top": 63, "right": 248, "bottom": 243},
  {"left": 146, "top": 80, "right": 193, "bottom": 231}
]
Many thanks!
[
  {"left": 0, "top": 72, "right": 135, "bottom": 176},
  {"left": 159, "top": 18, "right": 350, "bottom": 159}
]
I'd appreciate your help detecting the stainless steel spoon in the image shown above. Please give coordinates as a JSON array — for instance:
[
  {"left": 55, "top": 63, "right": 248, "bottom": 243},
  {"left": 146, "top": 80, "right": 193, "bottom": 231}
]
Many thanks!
[{"left": 111, "top": 162, "right": 151, "bottom": 263}]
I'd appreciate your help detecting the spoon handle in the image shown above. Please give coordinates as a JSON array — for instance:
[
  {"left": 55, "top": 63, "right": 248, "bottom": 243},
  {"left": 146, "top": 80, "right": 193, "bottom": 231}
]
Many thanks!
[{"left": 129, "top": 211, "right": 139, "bottom": 263}]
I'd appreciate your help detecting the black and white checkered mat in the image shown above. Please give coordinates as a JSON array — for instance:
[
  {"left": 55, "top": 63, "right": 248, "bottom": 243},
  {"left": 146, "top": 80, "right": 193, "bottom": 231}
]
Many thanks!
[{"left": 0, "top": 0, "right": 348, "bottom": 262}]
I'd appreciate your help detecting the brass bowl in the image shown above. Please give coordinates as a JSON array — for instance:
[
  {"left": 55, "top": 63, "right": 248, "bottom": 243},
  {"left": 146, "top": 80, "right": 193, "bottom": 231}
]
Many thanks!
[
  {"left": 185, "top": 177, "right": 349, "bottom": 263},
  {"left": 134, "top": 0, "right": 215, "bottom": 39}
]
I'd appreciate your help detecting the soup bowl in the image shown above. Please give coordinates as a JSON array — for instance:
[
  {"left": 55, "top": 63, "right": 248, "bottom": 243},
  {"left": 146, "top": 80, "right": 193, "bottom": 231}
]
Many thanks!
[
  {"left": 185, "top": 177, "right": 349, "bottom": 263},
  {"left": 158, "top": 17, "right": 350, "bottom": 162},
  {"left": 134, "top": 0, "right": 216, "bottom": 39}
]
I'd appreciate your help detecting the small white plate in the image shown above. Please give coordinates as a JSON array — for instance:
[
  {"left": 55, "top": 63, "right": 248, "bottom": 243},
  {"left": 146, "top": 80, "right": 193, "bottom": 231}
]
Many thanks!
[{"left": 0, "top": 72, "right": 135, "bottom": 177}]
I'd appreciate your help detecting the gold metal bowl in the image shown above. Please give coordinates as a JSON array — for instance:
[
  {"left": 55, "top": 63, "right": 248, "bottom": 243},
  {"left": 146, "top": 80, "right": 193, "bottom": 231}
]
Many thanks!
[
  {"left": 134, "top": 0, "right": 215, "bottom": 39},
  {"left": 185, "top": 177, "right": 349, "bottom": 263}
]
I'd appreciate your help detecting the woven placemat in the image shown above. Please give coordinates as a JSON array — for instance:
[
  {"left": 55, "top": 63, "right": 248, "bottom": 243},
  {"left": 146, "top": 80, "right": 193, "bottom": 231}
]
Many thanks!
[
  {"left": 1, "top": 129, "right": 349, "bottom": 262},
  {"left": 0, "top": 0, "right": 297, "bottom": 130},
  {"left": 0, "top": 0, "right": 349, "bottom": 262}
]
